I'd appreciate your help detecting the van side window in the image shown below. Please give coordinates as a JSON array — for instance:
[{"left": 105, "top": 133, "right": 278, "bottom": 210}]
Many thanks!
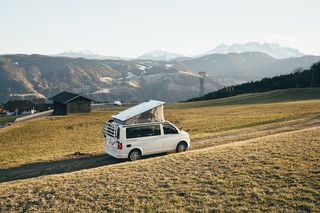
[
  {"left": 163, "top": 124, "right": 178, "bottom": 134},
  {"left": 126, "top": 125, "right": 161, "bottom": 139}
]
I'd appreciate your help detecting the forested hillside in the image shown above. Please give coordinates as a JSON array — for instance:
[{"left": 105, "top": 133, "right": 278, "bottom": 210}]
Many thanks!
[{"left": 188, "top": 61, "right": 320, "bottom": 102}]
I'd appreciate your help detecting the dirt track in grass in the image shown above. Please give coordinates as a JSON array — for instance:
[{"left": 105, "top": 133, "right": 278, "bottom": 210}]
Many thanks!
[
  {"left": 1, "top": 115, "right": 319, "bottom": 183},
  {"left": 1, "top": 125, "right": 319, "bottom": 212}
]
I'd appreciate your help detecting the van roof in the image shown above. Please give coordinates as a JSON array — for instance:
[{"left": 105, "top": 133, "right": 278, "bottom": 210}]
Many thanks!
[
  {"left": 107, "top": 120, "right": 172, "bottom": 128},
  {"left": 112, "top": 100, "right": 165, "bottom": 122}
]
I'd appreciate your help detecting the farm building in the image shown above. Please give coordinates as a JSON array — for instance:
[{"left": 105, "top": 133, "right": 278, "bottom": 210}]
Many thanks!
[
  {"left": 49, "top": 91, "right": 92, "bottom": 115},
  {"left": 4, "top": 100, "right": 35, "bottom": 115},
  {"left": 34, "top": 103, "right": 54, "bottom": 112}
]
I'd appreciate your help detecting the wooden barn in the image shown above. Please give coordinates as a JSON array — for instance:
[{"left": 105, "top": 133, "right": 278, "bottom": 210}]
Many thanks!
[{"left": 49, "top": 92, "right": 92, "bottom": 115}]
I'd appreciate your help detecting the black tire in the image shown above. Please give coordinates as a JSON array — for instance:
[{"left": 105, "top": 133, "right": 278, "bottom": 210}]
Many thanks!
[
  {"left": 176, "top": 142, "right": 188, "bottom": 153},
  {"left": 128, "top": 149, "right": 142, "bottom": 161}
]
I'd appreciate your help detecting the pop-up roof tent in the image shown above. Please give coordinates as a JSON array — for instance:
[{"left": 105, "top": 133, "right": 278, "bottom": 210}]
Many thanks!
[{"left": 112, "top": 100, "right": 165, "bottom": 125}]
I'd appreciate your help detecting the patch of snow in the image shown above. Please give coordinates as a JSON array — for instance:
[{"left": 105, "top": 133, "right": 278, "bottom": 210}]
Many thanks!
[
  {"left": 10, "top": 92, "right": 46, "bottom": 99},
  {"left": 165, "top": 64, "right": 173, "bottom": 68},
  {"left": 125, "top": 72, "right": 138, "bottom": 79},
  {"left": 137, "top": 65, "right": 147, "bottom": 71},
  {"left": 93, "top": 88, "right": 110, "bottom": 94},
  {"left": 99, "top": 77, "right": 113, "bottom": 83},
  {"left": 178, "top": 70, "right": 199, "bottom": 77},
  {"left": 127, "top": 81, "right": 140, "bottom": 88}
]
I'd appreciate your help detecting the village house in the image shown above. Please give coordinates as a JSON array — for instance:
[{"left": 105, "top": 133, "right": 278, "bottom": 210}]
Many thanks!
[{"left": 4, "top": 100, "right": 35, "bottom": 115}]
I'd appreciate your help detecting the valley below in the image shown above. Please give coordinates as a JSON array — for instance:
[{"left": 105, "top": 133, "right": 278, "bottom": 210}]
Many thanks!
[{"left": 1, "top": 52, "right": 319, "bottom": 103}]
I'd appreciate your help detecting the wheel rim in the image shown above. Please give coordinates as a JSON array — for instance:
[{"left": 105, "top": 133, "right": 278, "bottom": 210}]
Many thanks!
[
  {"left": 130, "top": 151, "right": 140, "bottom": 160},
  {"left": 178, "top": 144, "right": 186, "bottom": 152}
]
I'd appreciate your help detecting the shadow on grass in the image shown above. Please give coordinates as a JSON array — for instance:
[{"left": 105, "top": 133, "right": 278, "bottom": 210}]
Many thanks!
[{"left": 0, "top": 153, "right": 167, "bottom": 183}]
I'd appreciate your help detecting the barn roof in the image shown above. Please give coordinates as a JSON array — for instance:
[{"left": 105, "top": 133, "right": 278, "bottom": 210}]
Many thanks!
[
  {"left": 112, "top": 100, "right": 165, "bottom": 122},
  {"left": 49, "top": 91, "right": 92, "bottom": 104}
]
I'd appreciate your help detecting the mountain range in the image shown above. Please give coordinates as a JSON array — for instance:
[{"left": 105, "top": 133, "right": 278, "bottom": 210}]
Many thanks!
[
  {"left": 137, "top": 50, "right": 184, "bottom": 61},
  {"left": 56, "top": 42, "right": 305, "bottom": 61},
  {"left": 0, "top": 54, "right": 221, "bottom": 103},
  {"left": 55, "top": 50, "right": 129, "bottom": 61},
  {"left": 202, "top": 42, "right": 304, "bottom": 59},
  {"left": 1, "top": 48, "right": 319, "bottom": 103}
]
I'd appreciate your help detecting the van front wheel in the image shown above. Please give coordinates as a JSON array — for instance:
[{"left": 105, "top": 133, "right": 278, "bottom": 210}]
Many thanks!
[
  {"left": 176, "top": 142, "right": 188, "bottom": 153},
  {"left": 129, "top": 149, "right": 141, "bottom": 161}
]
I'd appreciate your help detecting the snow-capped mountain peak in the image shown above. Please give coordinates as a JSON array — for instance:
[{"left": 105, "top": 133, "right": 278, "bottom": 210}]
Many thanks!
[
  {"left": 201, "top": 42, "right": 304, "bottom": 59},
  {"left": 55, "top": 49, "right": 101, "bottom": 58},
  {"left": 137, "top": 49, "right": 184, "bottom": 61},
  {"left": 53, "top": 50, "right": 130, "bottom": 60}
]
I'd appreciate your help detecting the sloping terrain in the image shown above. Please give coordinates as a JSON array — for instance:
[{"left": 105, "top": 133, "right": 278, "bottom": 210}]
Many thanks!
[
  {"left": 182, "top": 52, "right": 277, "bottom": 80},
  {"left": 1, "top": 88, "right": 320, "bottom": 169},
  {"left": 0, "top": 54, "right": 220, "bottom": 103},
  {"left": 0, "top": 125, "right": 319, "bottom": 212},
  {"left": 181, "top": 52, "right": 320, "bottom": 80},
  {"left": 179, "top": 88, "right": 320, "bottom": 108},
  {"left": 187, "top": 60, "right": 320, "bottom": 102},
  {"left": 1, "top": 53, "right": 319, "bottom": 103},
  {"left": 0, "top": 89, "right": 320, "bottom": 211}
]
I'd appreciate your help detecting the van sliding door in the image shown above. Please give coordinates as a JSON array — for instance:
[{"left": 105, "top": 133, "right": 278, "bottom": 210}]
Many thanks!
[{"left": 126, "top": 125, "right": 163, "bottom": 155}]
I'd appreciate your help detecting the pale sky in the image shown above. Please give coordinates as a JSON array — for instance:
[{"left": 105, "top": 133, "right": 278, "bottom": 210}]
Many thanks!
[{"left": 1, "top": 0, "right": 320, "bottom": 57}]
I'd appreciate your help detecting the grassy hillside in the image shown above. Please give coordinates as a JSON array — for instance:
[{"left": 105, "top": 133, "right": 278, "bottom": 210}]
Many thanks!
[
  {"left": 180, "top": 88, "right": 320, "bottom": 108},
  {"left": 188, "top": 61, "right": 320, "bottom": 102},
  {"left": 1, "top": 89, "right": 320, "bottom": 169},
  {"left": 0, "top": 115, "right": 22, "bottom": 125},
  {"left": 1, "top": 126, "right": 319, "bottom": 212},
  {"left": 0, "top": 89, "right": 320, "bottom": 211}
]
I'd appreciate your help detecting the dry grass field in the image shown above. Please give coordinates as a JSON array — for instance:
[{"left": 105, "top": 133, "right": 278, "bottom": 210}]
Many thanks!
[
  {"left": 0, "top": 126, "right": 319, "bottom": 212},
  {"left": 1, "top": 89, "right": 320, "bottom": 169},
  {"left": 0, "top": 88, "right": 320, "bottom": 212}
]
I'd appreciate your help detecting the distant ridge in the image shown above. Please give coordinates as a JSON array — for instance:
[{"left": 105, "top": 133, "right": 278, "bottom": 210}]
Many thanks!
[
  {"left": 181, "top": 88, "right": 320, "bottom": 108},
  {"left": 137, "top": 50, "right": 184, "bottom": 61},
  {"left": 54, "top": 50, "right": 129, "bottom": 60},
  {"left": 187, "top": 61, "right": 320, "bottom": 102}
]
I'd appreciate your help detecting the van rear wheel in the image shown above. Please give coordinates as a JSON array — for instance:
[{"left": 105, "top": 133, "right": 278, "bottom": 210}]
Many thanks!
[
  {"left": 129, "top": 149, "right": 141, "bottom": 161},
  {"left": 176, "top": 142, "right": 187, "bottom": 153}
]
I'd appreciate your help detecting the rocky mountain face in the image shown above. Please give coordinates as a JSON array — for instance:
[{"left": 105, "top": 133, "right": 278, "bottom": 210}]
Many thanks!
[
  {"left": 0, "top": 54, "right": 220, "bottom": 103},
  {"left": 0, "top": 52, "right": 319, "bottom": 103},
  {"left": 202, "top": 42, "right": 304, "bottom": 59},
  {"left": 181, "top": 52, "right": 320, "bottom": 81}
]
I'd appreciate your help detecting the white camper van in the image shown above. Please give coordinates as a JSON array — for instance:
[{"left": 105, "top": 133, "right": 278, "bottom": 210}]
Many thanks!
[{"left": 103, "top": 100, "right": 190, "bottom": 161}]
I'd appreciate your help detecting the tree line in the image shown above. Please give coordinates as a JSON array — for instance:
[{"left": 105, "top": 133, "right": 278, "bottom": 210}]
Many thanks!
[{"left": 188, "top": 61, "right": 320, "bottom": 102}]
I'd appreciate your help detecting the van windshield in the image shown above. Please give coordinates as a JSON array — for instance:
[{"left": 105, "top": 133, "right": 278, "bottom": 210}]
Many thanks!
[
  {"left": 126, "top": 125, "right": 161, "bottom": 139},
  {"left": 163, "top": 124, "right": 179, "bottom": 134}
]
